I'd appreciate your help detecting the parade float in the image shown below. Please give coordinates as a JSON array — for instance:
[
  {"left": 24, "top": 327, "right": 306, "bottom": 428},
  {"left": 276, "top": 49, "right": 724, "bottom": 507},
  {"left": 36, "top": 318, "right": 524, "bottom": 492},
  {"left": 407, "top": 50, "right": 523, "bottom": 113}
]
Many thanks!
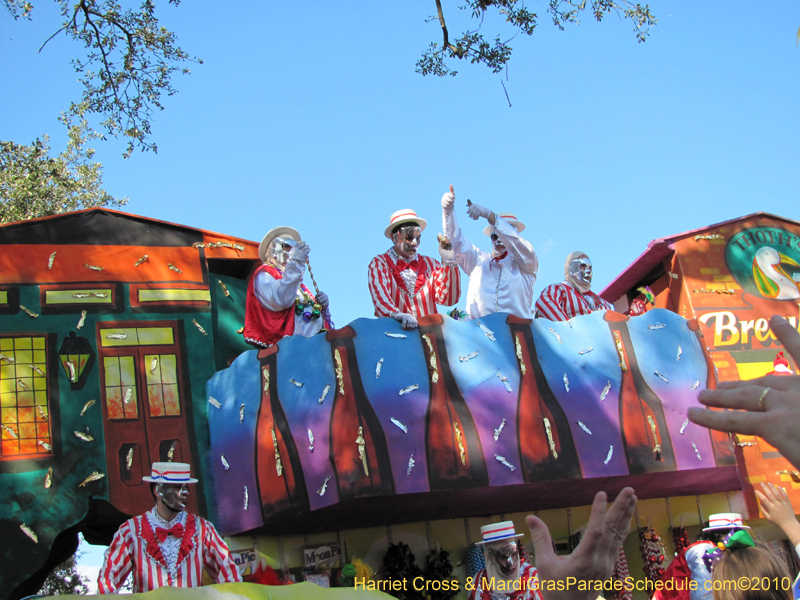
[{"left": 1, "top": 209, "right": 799, "bottom": 599}]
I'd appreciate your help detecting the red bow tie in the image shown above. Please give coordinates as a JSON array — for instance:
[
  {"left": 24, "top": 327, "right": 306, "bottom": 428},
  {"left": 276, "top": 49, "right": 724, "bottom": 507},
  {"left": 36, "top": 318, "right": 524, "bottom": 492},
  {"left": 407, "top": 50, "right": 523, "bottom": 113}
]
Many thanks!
[
  {"left": 155, "top": 523, "right": 184, "bottom": 543},
  {"left": 398, "top": 259, "right": 418, "bottom": 271},
  {"left": 492, "top": 251, "right": 508, "bottom": 263}
]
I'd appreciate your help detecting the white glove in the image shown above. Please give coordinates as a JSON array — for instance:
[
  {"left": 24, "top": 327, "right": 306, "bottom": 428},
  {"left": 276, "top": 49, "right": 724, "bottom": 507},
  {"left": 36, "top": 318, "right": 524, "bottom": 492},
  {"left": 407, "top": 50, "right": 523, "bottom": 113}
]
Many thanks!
[
  {"left": 393, "top": 312, "right": 419, "bottom": 330},
  {"left": 466, "top": 202, "right": 492, "bottom": 222},
  {"left": 289, "top": 241, "right": 310, "bottom": 263},
  {"left": 438, "top": 237, "right": 455, "bottom": 265},
  {"left": 441, "top": 187, "right": 455, "bottom": 215},
  {"left": 316, "top": 291, "right": 329, "bottom": 309}
]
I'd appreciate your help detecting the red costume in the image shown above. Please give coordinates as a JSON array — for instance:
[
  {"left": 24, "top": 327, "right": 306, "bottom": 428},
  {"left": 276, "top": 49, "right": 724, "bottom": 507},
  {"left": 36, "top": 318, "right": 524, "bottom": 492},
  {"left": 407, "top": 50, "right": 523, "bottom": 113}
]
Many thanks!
[
  {"left": 535, "top": 282, "right": 613, "bottom": 321},
  {"left": 244, "top": 263, "right": 318, "bottom": 348},
  {"left": 98, "top": 509, "right": 242, "bottom": 593},
  {"left": 368, "top": 249, "right": 461, "bottom": 318}
]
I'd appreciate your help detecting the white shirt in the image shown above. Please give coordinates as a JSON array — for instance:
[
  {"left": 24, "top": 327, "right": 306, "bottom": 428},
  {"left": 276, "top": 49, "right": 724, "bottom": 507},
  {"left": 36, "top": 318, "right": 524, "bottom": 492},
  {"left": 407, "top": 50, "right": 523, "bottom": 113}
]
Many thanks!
[
  {"left": 254, "top": 258, "right": 323, "bottom": 338},
  {"left": 444, "top": 210, "right": 538, "bottom": 320}
]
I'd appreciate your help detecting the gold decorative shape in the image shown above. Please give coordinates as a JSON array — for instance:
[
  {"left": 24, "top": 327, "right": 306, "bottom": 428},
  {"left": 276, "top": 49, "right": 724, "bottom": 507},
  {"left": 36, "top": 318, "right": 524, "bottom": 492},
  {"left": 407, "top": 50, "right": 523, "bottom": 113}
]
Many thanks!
[
  {"left": 543, "top": 417, "right": 558, "bottom": 459},
  {"left": 334, "top": 349, "right": 345, "bottom": 396},
  {"left": 515, "top": 335, "right": 526, "bottom": 375},
  {"left": 356, "top": 426, "right": 369, "bottom": 476}
]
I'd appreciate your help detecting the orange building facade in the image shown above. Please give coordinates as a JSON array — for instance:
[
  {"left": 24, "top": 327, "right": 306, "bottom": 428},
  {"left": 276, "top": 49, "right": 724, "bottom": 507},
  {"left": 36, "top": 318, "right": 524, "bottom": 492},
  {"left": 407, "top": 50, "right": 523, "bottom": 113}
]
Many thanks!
[{"left": 602, "top": 212, "right": 800, "bottom": 518}]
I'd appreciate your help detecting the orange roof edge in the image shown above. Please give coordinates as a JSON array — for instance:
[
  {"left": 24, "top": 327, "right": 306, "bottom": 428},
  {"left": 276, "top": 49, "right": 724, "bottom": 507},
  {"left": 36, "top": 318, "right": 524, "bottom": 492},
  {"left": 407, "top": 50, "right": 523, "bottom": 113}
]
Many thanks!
[{"left": 600, "top": 211, "right": 800, "bottom": 302}]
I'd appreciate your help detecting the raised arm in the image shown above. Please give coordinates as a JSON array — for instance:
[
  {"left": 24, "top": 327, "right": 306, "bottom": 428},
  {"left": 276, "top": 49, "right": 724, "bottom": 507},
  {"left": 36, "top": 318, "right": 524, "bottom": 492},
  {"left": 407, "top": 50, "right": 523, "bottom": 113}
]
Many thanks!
[
  {"left": 254, "top": 243, "right": 309, "bottom": 311},
  {"left": 492, "top": 214, "right": 538, "bottom": 275},
  {"left": 442, "top": 185, "right": 481, "bottom": 274},
  {"left": 431, "top": 256, "right": 462, "bottom": 307}
]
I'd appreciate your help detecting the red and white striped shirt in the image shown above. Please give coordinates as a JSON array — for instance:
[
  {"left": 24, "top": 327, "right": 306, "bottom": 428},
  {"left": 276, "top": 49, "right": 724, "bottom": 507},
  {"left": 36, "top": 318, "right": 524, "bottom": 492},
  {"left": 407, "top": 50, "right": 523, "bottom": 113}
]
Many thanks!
[
  {"left": 534, "top": 281, "right": 613, "bottom": 321},
  {"left": 368, "top": 249, "right": 461, "bottom": 318},
  {"left": 97, "top": 510, "right": 242, "bottom": 593}
]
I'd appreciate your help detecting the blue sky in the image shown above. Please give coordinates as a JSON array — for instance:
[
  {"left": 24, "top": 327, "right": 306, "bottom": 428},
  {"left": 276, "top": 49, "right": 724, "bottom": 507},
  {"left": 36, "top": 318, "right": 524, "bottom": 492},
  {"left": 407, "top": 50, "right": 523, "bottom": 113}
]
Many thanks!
[
  {"left": 2, "top": 0, "right": 799, "bottom": 587},
  {"left": 2, "top": 2, "right": 799, "bottom": 326}
]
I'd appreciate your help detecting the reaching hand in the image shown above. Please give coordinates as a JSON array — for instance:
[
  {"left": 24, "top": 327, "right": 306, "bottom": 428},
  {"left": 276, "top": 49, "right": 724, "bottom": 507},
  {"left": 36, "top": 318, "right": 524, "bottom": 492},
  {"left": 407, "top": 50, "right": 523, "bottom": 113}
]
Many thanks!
[
  {"left": 392, "top": 312, "right": 419, "bottom": 330},
  {"left": 755, "top": 482, "right": 800, "bottom": 544},
  {"left": 466, "top": 202, "right": 492, "bottom": 222},
  {"left": 526, "top": 488, "right": 637, "bottom": 600},
  {"left": 688, "top": 315, "right": 800, "bottom": 471},
  {"left": 442, "top": 185, "right": 456, "bottom": 215},
  {"left": 316, "top": 291, "right": 329, "bottom": 309},
  {"left": 290, "top": 241, "right": 310, "bottom": 262}
]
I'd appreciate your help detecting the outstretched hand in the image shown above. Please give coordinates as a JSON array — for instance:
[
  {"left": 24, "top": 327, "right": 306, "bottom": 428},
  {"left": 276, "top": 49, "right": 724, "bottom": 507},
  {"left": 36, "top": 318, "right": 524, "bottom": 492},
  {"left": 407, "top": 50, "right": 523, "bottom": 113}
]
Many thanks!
[
  {"left": 688, "top": 315, "right": 800, "bottom": 471},
  {"left": 527, "top": 488, "right": 636, "bottom": 600},
  {"left": 755, "top": 482, "right": 800, "bottom": 544},
  {"left": 466, "top": 202, "right": 492, "bottom": 222}
]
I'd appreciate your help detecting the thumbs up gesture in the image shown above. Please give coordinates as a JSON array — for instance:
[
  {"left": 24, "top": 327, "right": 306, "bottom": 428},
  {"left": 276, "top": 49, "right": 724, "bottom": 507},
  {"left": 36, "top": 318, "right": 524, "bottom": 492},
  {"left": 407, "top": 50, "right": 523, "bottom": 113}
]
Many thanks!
[{"left": 441, "top": 184, "right": 456, "bottom": 215}]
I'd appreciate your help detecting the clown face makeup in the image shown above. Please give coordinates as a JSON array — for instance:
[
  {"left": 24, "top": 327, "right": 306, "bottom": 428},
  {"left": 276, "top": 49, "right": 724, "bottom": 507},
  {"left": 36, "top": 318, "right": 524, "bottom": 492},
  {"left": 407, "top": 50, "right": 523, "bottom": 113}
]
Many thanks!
[
  {"left": 490, "top": 233, "right": 506, "bottom": 256},
  {"left": 270, "top": 237, "right": 297, "bottom": 267},
  {"left": 392, "top": 224, "right": 421, "bottom": 259},
  {"left": 484, "top": 540, "right": 521, "bottom": 582},
  {"left": 157, "top": 483, "right": 190, "bottom": 513},
  {"left": 568, "top": 256, "right": 593, "bottom": 285}
]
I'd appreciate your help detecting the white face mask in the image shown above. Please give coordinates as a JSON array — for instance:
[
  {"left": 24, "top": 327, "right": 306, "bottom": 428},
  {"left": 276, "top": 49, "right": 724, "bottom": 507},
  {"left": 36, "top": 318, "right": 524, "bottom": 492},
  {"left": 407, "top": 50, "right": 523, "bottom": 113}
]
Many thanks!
[
  {"left": 484, "top": 540, "right": 521, "bottom": 585},
  {"left": 568, "top": 257, "right": 593, "bottom": 284},
  {"left": 490, "top": 233, "right": 506, "bottom": 256},
  {"left": 157, "top": 483, "right": 190, "bottom": 512},
  {"left": 392, "top": 225, "right": 421, "bottom": 259},
  {"left": 269, "top": 237, "right": 296, "bottom": 266}
]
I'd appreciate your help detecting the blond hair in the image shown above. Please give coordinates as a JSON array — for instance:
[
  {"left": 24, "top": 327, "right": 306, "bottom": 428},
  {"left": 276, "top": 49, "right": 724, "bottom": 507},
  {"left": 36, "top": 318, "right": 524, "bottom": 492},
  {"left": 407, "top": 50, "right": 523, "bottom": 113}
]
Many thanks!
[{"left": 711, "top": 545, "right": 791, "bottom": 600}]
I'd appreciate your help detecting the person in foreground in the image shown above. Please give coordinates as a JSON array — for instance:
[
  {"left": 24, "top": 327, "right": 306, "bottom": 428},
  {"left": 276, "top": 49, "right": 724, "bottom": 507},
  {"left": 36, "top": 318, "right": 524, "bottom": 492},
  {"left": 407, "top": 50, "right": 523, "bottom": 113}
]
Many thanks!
[
  {"left": 688, "top": 314, "right": 800, "bottom": 471},
  {"left": 704, "top": 527, "right": 791, "bottom": 600},
  {"left": 97, "top": 462, "right": 242, "bottom": 593},
  {"left": 527, "top": 487, "right": 637, "bottom": 600}
]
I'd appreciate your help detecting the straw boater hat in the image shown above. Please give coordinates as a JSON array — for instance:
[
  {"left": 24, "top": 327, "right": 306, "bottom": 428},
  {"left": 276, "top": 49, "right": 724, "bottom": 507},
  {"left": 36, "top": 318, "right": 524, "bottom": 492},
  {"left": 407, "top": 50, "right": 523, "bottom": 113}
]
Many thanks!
[
  {"left": 142, "top": 462, "right": 198, "bottom": 485},
  {"left": 384, "top": 209, "right": 427, "bottom": 240},
  {"left": 703, "top": 512, "right": 749, "bottom": 531},
  {"left": 483, "top": 213, "right": 525, "bottom": 236},
  {"left": 476, "top": 521, "right": 525, "bottom": 545},
  {"left": 258, "top": 226, "right": 301, "bottom": 264}
]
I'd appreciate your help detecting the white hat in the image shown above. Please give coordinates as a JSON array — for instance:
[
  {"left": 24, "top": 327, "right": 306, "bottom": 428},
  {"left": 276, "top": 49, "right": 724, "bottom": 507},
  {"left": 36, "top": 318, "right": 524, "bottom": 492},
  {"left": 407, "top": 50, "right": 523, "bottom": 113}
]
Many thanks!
[
  {"left": 703, "top": 513, "right": 749, "bottom": 531},
  {"left": 384, "top": 209, "right": 427, "bottom": 240},
  {"left": 483, "top": 213, "right": 525, "bottom": 236},
  {"left": 142, "top": 462, "right": 198, "bottom": 484},
  {"left": 476, "top": 521, "right": 525, "bottom": 545},
  {"left": 258, "top": 226, "right": 301, "bottom": 263}
]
